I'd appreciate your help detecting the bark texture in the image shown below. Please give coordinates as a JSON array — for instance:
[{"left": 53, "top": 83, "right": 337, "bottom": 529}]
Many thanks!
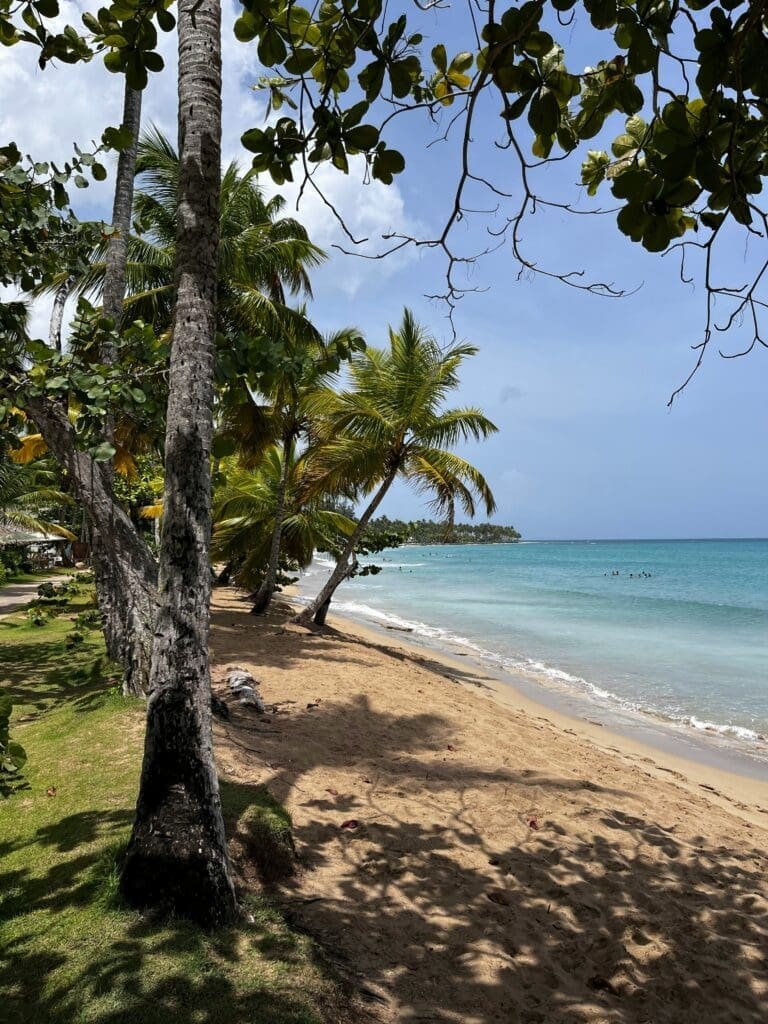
[
  {"left": 250, "top": 433, "right": 292, "bottom": 615},
  {"left": 293, "top": 468, "right": 397, "bottom": 627},
  {"left": 49, "top": 276, "right": 75, "bottom": 352},
  {"left": 102, "top": 85, "right": 142, "bottom": 330},
  {"left": 120, "top": 0, "right": 238, "bottom": 927},
  {"left": 89, "top": 86, "right": 145, "bottom": 680},
  {"left": 25, "top": 396, "right": 157, "bottom": 694}
]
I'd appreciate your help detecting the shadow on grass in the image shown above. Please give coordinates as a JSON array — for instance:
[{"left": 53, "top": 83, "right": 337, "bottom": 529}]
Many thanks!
[
  {"left": 0, "top": 796, "right": 350, "bottom": 1024},
  {"left": 1, "top": 627, "right": 119, "bottom": 720},
  {"left": 1, "top": 915, "right": 341, "bottom": 1024}
]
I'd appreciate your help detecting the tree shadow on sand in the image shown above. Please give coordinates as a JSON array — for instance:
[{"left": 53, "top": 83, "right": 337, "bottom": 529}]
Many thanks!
[{"left": 214, "top": 683, "right": 768, "bottom": 1024}]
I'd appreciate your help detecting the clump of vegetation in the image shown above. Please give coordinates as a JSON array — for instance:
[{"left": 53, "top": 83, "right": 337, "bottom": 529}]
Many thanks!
[
  {"left": 73, "top": 608, "right": 102, "bottom": 631},
  {"left": 65, "top": 629, "right": 86, "bottom": 649},
  {"left": 27, "top": 606, "right": 50, "bottom": 628},
  {"left": 222, "top": 783, "right": 297, "bottom": 887}
]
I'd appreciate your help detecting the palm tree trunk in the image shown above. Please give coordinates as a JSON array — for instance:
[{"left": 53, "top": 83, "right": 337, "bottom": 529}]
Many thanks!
[
  {"left": 102, "top": 85, "right": 142, "bottom": 329},
  {"left": 251, "top": 432, "right": 292, "bottom": 615},
  {"left": 92, "top": 82, "right": 145, "bottom": 695},
  {"left": 120, "top": 0, "right": 238, "bottom": 927},
  {"left": 49, "top": 276, "right": 75, "bottom": 352},
  {"left": 293, "top": 467, "right": 397, "bottom": 627},
  {"left": 24, "top": 396, "right": 157, "bottom": 696}
]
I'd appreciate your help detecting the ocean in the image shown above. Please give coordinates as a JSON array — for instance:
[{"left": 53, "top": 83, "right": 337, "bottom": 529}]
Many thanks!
[{"left": 296, "top": 539, "right": 768, "bottom": 773}]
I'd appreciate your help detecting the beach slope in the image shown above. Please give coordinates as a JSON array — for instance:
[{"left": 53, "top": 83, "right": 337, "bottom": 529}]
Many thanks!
[{"left": 210, "top": 589, "right": 768, "bottom": 1024}]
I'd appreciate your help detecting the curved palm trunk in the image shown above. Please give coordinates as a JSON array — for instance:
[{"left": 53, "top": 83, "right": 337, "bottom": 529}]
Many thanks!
[
  {"left": 293, "top": 467, "right": 397, "bottom": 627},
  {"left": 120, "top": 0, "right": 238, "bottom": 927},
  {"left": 24, "top": 396, "right": 157, "bottom": 695},
  {"left": 250, "top": 433, "right": 292, "bottom": 615}
]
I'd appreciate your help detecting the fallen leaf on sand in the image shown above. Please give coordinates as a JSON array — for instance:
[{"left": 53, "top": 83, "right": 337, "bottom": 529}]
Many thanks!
[
  {"left": 340, "top": 819, "right": 360, "bottom": 830},
  {"left": 528, "top": 817, "right": 539, "bottom": 830},
  {"left": 447, "top": 744, "right": 456, "bottom": 752}
]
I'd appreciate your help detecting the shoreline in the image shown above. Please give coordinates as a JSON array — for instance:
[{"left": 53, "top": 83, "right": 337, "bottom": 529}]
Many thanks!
[
  {"left": 291, "top": 554, "right": 768, "bottom": 785},
  {"left": 289, "top": 596, "right": 768, "bottom": 820},
  {"left": 210, "top": 586, "right": 768, "bottom": 1020}
]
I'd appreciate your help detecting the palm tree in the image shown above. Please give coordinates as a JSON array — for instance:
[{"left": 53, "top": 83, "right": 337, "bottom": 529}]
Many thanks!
[
  {"left": 120, "top": 0, "right": 239, "bottom": 927},
  {"left": 212, "top": 446, "right": 356, "bottom": 596},
  {"left": 293, "top": 309, "right": 498, "bottom": 627},
  {"left": 219, "top": 325, "right": 363, "bottom": 614},
  {"left": 0, "top": 455, "right": 74, "bottom": 538},
  {"left": 40, "top": 127, "right": 324, "bottom": 340}
]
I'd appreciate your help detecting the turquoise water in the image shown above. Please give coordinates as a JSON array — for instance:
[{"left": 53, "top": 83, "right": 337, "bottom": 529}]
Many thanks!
[{"left": 299, "top": 540, "right": 768, "bottom": 752}]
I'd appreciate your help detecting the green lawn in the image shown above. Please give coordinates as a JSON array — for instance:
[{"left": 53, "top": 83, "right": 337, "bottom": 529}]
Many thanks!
[
  {"left": 0, "top": 566, "right": 71, "bottom": 589},
  {"left": 0, "top": 590, "right": 350, "bottom": 1024}
]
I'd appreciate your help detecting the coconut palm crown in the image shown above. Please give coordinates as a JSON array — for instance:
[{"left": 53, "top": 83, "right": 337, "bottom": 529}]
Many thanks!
[
  {"left": 38, "top": 127, "right": 325, "bottom": 339},
  {"left": 212, "top": 445, "right": 355, "bottom": 592},
  {"left": 295, "top": 308, "right": 498, "bottom": 625}
]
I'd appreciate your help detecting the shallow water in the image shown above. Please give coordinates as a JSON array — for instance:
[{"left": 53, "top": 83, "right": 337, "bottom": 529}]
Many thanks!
[{"left": 297, "top": 539, "right": 768, "bottom": 760}]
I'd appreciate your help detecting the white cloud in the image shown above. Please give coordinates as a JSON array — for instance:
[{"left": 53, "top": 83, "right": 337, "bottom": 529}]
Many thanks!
[{"left": 1, "top": 0, "right": 420, "bottom": 317}]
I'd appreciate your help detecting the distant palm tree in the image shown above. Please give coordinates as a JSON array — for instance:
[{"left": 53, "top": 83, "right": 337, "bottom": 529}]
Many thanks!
[
  {"left": 219, "top": 325, "right": 364, "bottom": 614},
  {"left": 212, "top": 446, "right": 355, "bottom": 596},
  {"left": 38, "top": 127, "right": 325, "bottom": 338},
  {"left": 0, "top": 455, "right": 74, "bottom": 538},
  {"left": 294, "top": 309, "right": 498, "bottom": 626}
]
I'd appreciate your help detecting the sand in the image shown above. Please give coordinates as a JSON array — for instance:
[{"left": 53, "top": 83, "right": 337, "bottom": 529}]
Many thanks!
[{"left": 210, "top": 588, "right": 768, "bottom": 1024}]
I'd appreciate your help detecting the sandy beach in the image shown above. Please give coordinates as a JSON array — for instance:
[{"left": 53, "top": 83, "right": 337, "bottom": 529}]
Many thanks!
[{"left": 210, "top": 586, "right": 768, "bottom": 1023}]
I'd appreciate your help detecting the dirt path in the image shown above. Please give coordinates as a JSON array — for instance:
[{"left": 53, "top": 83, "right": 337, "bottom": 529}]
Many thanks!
[
  {"left": 209, "top": 589, "right": 768, "bottom": 1024},
  {"left": 0, "top": 577, "right": 67, "bottom": 616}
]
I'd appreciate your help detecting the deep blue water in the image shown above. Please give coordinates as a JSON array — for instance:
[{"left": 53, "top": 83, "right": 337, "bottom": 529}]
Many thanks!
[{"left": 299, "top": 540, "right": 768, "bottom": 747}]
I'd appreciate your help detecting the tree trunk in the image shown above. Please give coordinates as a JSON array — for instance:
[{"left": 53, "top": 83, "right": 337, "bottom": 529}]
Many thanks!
[
  {"left": 251, "top": 433, "right": 292, "bottom": 615},
  {"left": 89, "top": 86, "right": 144, "bottom": 668},
  {"left": 24, "top": 396, "right": 157, "bottom": 696},
  {"left": 292, "top": 468, "right": 397, "bottom": 627},
  {"left": 102, "top": 85, "right": 142, "bottom": 331},
  {"left": 49, "top": 276, "right": 75, "bottom": 352},
  {"left": 120, "top": 0, "right": 238, "bottom": 927}
]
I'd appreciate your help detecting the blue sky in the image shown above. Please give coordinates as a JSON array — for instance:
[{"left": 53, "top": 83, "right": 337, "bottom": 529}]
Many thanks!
[{"left": 2, "top": 1, "right": 766, "bottom": 539}]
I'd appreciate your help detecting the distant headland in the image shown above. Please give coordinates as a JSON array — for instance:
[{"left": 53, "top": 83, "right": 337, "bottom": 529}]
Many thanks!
[{"left": 368, "top": 516, "right": 521, "bottom": 545}]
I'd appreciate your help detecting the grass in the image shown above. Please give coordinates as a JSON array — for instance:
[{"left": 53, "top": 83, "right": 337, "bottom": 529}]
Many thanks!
[
  {"left": 0, "top": 590, "right": 350, "bottom": 1024},
  {"left": 0, "top": 567, "right": 71, "bottom": 589}
]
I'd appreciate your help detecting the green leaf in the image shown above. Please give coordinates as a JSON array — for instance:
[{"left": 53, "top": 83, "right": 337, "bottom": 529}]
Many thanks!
[
  {"left": 91, "top": 162, "right": 107, "bottom": 181},
  {"left": 144, "top": 51, "right": 164, "bottom": 73},
  {"left": 125, "top": 54, "right": 148, "bottom": 91},
  {"left": 524, "top": 31, "right": 554, "bottom": 57},
  {"left": 35, "top": 0, "right": 60, "bottom": 16},
  {"left": 628, "top": 25, "right": 656, "bottom": 74},
  {"left": 91, "top": 442, "right": 116, "bottom": 462},
  {"left": 617, "top": 202, "right": 647, "bottom": 241},
  {"left": 345, "top": 124, "right": 379, "bottom": 151},
  {"left": 528, "top": 90, "right": 560, "bottom": 136},
  {"left": 157, "top": 8, "right": 175, "bottom": 32},
  {"left": 234, "top": 13, "right": 258, "bottom": 43},
  {"left": 102, "top": 125, "right": 133, "bottom": 150},
  {"left": 432, "top": 44, "right": 447, "bottom": 73},
  {"left": 103, "top": 49, "right": 123, "bottom": 74}
]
